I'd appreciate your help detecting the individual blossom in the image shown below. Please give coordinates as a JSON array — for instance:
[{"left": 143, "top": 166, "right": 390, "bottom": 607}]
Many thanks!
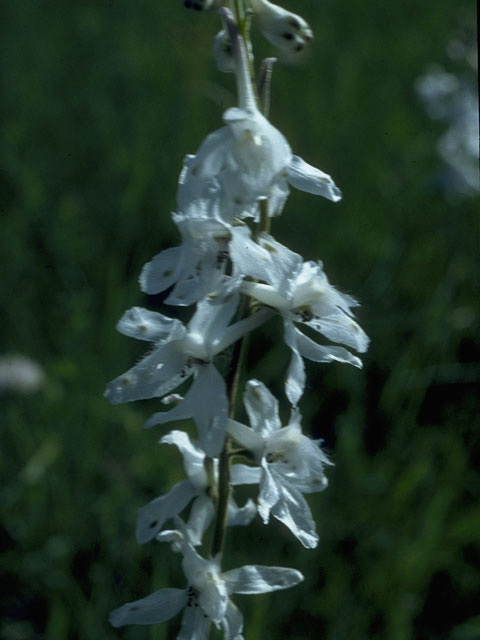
[
  {"left": 140, "top": 203, "right": 230, "bottom": 306},
  {"left": 249, "top": 0, "right": 313, "bottom": 56},
  {"left": 136, "top": 430, "right": 256, "bottom": 546},
  {"left": 105, "top": 296, "right": 269, "bottom": 456},
  {"left": 110, "top": 533, "right": 304, "bottom": 639},
  {"left": 227, "top": 379, "right": 332, "bottom": 548},
  {"left": 177, "top": 8, "right": 340, "bottom": 225},
  {"left": 241, "top": 259, "right": 369, "bottom": 404},
  {"left": 140, "top": 215, "right": 296, "bottom": 307}
]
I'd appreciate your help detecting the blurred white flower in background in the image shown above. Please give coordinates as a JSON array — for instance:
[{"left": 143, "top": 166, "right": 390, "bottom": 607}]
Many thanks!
[
  {"left": 0, "top": 354, "right": 45, "bottom": 394},
  {"left": 415, "top": 21, "right": 479, "bottom": 199}
]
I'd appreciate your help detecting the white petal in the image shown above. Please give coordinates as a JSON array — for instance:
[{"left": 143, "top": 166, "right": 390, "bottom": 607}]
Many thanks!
[
  {"left": 216, "top": 308, "right": 272, "bottom": 353},
  {"left": 283, "top": 322, "right": 306, "bottom": 405},
  {"left": 226, "top": 497, "right": 257, "bottom": 527},
  {"left": 199, "top": 577, "right": 229, "bottom": 626},
  {"left": 136, "top": 480, "right": 198, "bottom": 544},
  {"left": 187, "top": 495, "right": 215, "bottom": 546},
  {"left": 287, "top": 155, "right": 342, "bottom": 202},
  {"left": 240, "top": 281, "right": 286, "bottom": 310},
  {"left": 230, "top": 464, "right": 261, "bottom": 486},
  {"left": 139, "top": 247, "right": 184, "bottom": 295},
  {"left": 292, "top": 324, "right": 363, "bottom": 368},
  {"left": 178, "top": 605, "right": 210, "bottom": 640},
  {"left": 166, "top": 254, "right": 225, "bottom": 307},
  {"left": 104, "top": 342, "right": 190, "bottom": 405},
  {"left": 257, "top": 464, "right": 280, "bottom": 523},
  {"left": 229, "top": 227, "right": 301, "bottom": 295},
  {"left": 222, "top": 599, "right": 244, "bottom": 640},
  {"left": 109, "top": 588, "right": 187, "bottom": 627},
  {"left": 146, "top": 364, "right": 227, "bottom": 457},
  {"left": 223, "top": 565, "right": 304, "bottom": 595},
  {"left": 271, "top": 482, "right": 318, "bottom": 549},
  {"left": 227, "top": 419, "right": 264, "bottom": 454},
  {"left": 187, "top": 294, "right": 239, "bottom": 359},
  {"left": 305, "top": 315, "right": 370, "bottom": 353},
  {"left": 193, "top": 364, "right": 228, "bottom": 456},
  {"left": 161, "top": 430, "right": 207, "bottom": 488},
  {"left": 116, "top": 307, "right": 181, "bottom": 342},
  {"left": 244, "top": 379, "right": 282, "bottom": 436}
]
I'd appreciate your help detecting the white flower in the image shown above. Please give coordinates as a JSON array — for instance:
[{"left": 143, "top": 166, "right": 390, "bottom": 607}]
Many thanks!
[
  {"left": 0, "top": 354, "right": 45, "bottom": 394},
  {"left": 136, "top": 430, "right": 256, "bottom": 546},
  {"left": 177, "top": 8, "right": 341, "bottom": 224},
  {"left": 110, "top": 536, "right": 303, "bottom": 639},
  {"left": 140, "top": 205, "right": 230, "bottom": 306},
  {"left": 227, "top": 379, "right": 332, "bottom": 548},
  {"left": 241, "top": 260, "right": 369, "bottom": 404},
  {"left": 249, "top": 0, "right": 313, "bottom": 56},
  {"left": 105, "top": 296, "right": 269, "bottom": 456}
]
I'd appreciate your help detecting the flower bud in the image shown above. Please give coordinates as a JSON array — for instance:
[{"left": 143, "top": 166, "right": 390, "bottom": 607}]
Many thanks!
[
  {"left": 183, "top": 0, "right": 219, "bottom": 11},
  {"left": 250, "top": 0, "right": 313, "bottom": 55}
]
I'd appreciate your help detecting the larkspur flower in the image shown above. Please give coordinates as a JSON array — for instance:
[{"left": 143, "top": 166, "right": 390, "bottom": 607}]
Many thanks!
[
  {"left": 110, "top": 534, "right": 304, "bottom": 639},
  {"left": 140, "top": 204, "right": 230, "bottom": 306},
  {"left": 105, "top": 296, "right": 269, "bottom": 455},
  {"left": 177, "top": 8, "right": 341, "bottom": 225},
  {"left": 136, "top": 430, "right": 256, "bottom": 546},
  {"left": 241, "top": 259, "right": 369, "bottom": 404},
  {"left": 227, "top": 379, "right": 332, "bottom": 548}
]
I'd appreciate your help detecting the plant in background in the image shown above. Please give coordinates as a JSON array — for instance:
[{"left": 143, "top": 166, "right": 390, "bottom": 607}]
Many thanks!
[{"left": 106, "top": 2, "right": 369, "bottom": 638}]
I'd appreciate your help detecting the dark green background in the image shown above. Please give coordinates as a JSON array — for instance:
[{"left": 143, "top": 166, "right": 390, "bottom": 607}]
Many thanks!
[{"left": 1, "top": 1, "right": 479, "bottom": 639}]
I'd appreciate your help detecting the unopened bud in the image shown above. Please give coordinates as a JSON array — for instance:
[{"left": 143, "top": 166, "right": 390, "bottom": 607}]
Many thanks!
[
  {"left": 183, "top": 0, "right": 220, "bottom": 11},
  {"left": 251, "top": 0, "right": 313, "bottom": 55}
]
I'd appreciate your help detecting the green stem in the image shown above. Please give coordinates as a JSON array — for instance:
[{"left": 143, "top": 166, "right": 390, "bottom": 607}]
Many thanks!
[{"left": 210, "top": 296, "right": 250, "bottom": 558}]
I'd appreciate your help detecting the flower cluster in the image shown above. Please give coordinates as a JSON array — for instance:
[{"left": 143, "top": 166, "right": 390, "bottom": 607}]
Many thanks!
[{"left": 107, "top": 4, "right": 368, "bottom": 638}]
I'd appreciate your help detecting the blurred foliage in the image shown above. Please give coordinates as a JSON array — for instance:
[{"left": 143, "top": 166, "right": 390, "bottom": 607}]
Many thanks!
[{"left": 1, "top": 1, "right": 479, "bottom": 639}]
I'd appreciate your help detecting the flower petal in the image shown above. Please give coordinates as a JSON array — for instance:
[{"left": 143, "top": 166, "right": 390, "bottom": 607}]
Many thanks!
[
  {"left": 139, "top": 246, "right": 184, "bottom": 295},
  {"left": 109, "top": 588, "right": 187, "bottom": 627},
  {"left": 226, "top": 497, "right": 257, "bottom": 527},
  {"left": 105, "top": 341, "right": 189, "bottom": 405},
  {"left": 230, "top": 464, "right": 261, "bottom": 486},
  {"left": 292, "top": 324, "right": 363, "bottom": 368},
  {"left": 116, "top": 307, "right": 182, "bottom": 343},
  {"left": 271, "top": 482, "right": 318, "bottom": 549},
  {"left": 287, "top": 155, "right": 342, "bottom": 202},
  {"left": 187, "top": 495, "right": 215, "bottom": 546},
  {"left": 304, "top": 315, "right": 370, "bottom": 353},
  {"left": 227, "top": 419, "right": 264, "bottom": 453},
  {"left": 216, "top": 308, "right": 272, "bottom": 353},
  {"left": 161, "top": 430, "right": 207, "bottom": 488},
  {"left": 283, "top": 322, "right": 306, "bottom": 405},
  {"left": 223, "top": 565, "right": 304, "bottom": 595},
  {"left": 257, "top": 463, "right": 280, "bottom": 523},
  {"left": 244, "top": 379, "right": 282, "bottom": 436},
  {"left": 178, "top": 605, "right": 210, "bottom": 640},
  {"left": 136, "top": 480, "right": 198, "bottom": 545},
  {"left": 222, "top": 599, "right": 244, "bottom": 640},
  {"left": 229, "top": 227, "right": 301, "bottom": 295},
  {"left": 146, "top": 364, "right": 227, "bottom": 457}
]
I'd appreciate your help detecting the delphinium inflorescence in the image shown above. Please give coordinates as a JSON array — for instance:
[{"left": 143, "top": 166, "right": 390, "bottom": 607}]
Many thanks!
[{"left": 106, "top": 2, "right": 369, "bottom": 638}]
